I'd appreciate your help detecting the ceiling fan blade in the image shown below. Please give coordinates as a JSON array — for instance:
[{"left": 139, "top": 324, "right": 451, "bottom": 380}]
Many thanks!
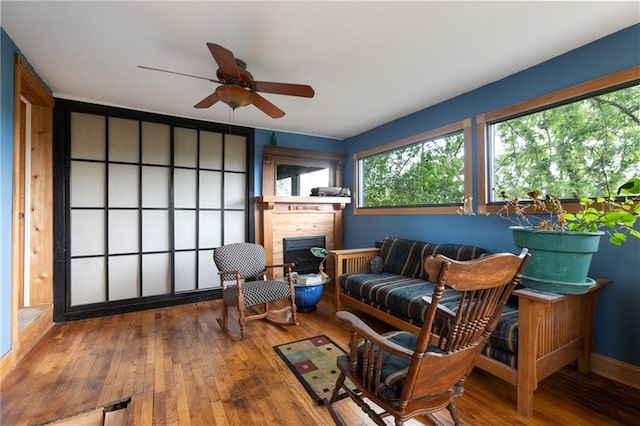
[
  {"left": 252, "top": 81, "right": 315, "bottom": 98},
  {"left": 194, "top": 92, "right": 220, "bottom": 109},
  {"left": 137, "top": 65, "right": 221, "bottom": 83},
  {"left": 251, "top": 93, "right": 285, "bottom": 118},
  {"left": 207, "top": 43, "right": 240, "bottom": 81}
]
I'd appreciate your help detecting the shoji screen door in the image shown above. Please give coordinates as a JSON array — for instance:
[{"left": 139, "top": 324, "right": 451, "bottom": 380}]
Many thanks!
[{"left": 58, "top": 103, "right": 251, "bottom": 319}]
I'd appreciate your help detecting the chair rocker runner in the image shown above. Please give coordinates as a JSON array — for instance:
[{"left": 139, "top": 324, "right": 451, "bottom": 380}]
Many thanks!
[
  {"left": 213, "top": 243, "right": 298, "bottom": 339},
  {"left": 325, "top": 249, "right": 530, "bottom": 425}
]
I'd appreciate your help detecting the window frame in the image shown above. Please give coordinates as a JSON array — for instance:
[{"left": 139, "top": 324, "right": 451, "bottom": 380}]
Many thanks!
[
  {"left": 477, "top": 66, "right": 640, "bottom": 215},
  {"left": 353, "top": 118, "right": 472, "bottom": 215}
]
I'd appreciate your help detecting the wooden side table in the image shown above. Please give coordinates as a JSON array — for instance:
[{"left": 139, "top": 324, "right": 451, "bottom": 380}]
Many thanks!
[
  {"left": 294, "top": 276, "right": 330, "bottom": 312},
  {"left": 512, "top": 277, "right": 611, "bottom": 416}
]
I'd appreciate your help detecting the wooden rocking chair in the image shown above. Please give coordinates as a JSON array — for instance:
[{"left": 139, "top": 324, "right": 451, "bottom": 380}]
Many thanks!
[
  {"left": 326, "top": 249, "right": 530, "bottom": 425},
  {"left": 213, "top": 243, "right": 298, "bottom": 339}
]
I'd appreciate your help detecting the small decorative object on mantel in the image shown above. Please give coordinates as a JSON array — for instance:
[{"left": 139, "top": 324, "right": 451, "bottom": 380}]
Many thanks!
[
  {"left": 310, "top": 187, "right": 351, "bottom": 197},
  {"left": 270, "top": 131, "right": 277, "bottom": 146},
  {"left": 310, "top": 247, "right": 330, "bottom": 281}
]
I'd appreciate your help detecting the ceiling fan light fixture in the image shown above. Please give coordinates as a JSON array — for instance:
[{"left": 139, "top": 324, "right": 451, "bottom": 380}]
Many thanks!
[{"left": 215, "top": 84, "right": 252, "bottom": 109}]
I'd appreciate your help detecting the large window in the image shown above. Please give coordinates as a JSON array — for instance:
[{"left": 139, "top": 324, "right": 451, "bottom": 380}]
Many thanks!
[
  {"left": 478, "top": 67, "right": 640, "bottom": 212},
  {"left": 354, "top": 119, "right": 471, "bottom": 214}
]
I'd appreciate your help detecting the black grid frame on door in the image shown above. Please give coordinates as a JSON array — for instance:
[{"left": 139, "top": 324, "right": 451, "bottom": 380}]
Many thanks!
[{"left": 52, "top": 99, "right": 255, "bottom": 321}]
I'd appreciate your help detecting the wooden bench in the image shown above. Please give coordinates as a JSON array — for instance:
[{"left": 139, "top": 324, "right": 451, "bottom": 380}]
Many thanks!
[{"left": 330, "top": 247, "right": 609, "bottom": 417}]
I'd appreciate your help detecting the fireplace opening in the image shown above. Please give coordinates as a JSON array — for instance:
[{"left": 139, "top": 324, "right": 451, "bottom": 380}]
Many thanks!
[{"left": 283, "top": 235, "right": 326, "bottom": 275}]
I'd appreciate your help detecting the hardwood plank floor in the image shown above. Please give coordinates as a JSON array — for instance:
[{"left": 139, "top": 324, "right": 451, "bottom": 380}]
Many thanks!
[{"left": 1, "top": 294, "right": 638, "bottom": 425}]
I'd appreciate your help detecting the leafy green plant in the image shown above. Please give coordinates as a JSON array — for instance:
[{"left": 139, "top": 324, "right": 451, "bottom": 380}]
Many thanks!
[{"left": 497, "top": 178, "right": 640, "bottom": 246}]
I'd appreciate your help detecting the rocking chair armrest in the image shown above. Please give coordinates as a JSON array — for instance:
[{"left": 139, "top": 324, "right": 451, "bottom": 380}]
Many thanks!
[
  {"left": 335, "top": 311, "right": 414, "bottom": 358},
  {"left": 217, "top": 270, "right": 242, "bottom": 290},
  {"left": 265, "top": 263, "right": 295, "bottom": 269}
]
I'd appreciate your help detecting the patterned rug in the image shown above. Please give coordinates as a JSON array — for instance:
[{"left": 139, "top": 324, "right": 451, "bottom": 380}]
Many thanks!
[{"left": 274, "top": 335, "right": 357, "bottom": 405}]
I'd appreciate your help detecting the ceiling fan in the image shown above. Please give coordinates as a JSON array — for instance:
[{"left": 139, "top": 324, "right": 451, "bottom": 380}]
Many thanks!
[{"left": 138, "top": 43, "right": 315, "bottom": 118}]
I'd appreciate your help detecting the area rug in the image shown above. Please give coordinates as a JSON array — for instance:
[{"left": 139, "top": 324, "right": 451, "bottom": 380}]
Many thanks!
[{"left": 274, "top": 335, "right": 357, "bottom": 405}]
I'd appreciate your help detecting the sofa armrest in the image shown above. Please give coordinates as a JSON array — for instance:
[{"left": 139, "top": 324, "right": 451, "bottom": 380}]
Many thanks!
[
  {"left": 329, "top": 247, "right": 380, "bottom": 311},
  {"left": 330, "top": 248, "right": 381, "bottom": 274}
]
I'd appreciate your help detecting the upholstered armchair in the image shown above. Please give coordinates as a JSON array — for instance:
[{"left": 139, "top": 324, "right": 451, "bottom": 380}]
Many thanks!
[{"left": 213, "top": 243, "right": 298, "bottom": 339}]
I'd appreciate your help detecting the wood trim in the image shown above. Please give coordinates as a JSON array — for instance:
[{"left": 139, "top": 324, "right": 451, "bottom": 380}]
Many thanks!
[
  {"left": 476, "top": 113, "right": 488, "bottom": 213},
  {"left": 462, "top": 118, "right": 473, "bottom": 204},
  {"left": 261, "top": 145, "right": 345, "bottom": 196},
  {"left": 263, "top": 144, "right": 344, "bottom": 161},
  {"left": 28, "top": 103, "right": 54, "bottom": 305},
  {"left": 354, "top": 205, "right": 463, "bottom": 215},
  {"left": 591, "top": 353, "right": 640, "bottom": 390},
  {"left": 9, "top": 53, "right": 54, "bottom": 363},
  {"left": 15, "top": 56, "right": 54, "bottom": 107},
  {"left": 354, "top": 120, "right": 467, "bottom": 159},
  {"left": 258, "top": 195, "right": 350, "bottom": 205},
  {"left": 0, "top": 304, "right": 53, "bottom": 380},
  {"left": 484, "top": 66, "right": 639, "bottom": 123},
  {"left": 11, "top": 56, "right": 24, "bottom": 353}
]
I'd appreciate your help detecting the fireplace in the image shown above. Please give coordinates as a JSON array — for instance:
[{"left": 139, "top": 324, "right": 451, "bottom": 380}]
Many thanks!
[
  {"left": 256, "top": 195, "right": 349, "bottom": 281},
  {"left": 283, "top": 236, "right": 326, "bottom": 275}
]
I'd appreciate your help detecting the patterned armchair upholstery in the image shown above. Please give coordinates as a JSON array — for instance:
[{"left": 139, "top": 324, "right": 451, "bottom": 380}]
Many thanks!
[{"left": 213, "top": 243, "right": 298, "bottom": 339}]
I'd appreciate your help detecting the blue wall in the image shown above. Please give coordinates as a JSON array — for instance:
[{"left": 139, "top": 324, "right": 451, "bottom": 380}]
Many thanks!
[
  {"left": 0, "top": 28, "right": 18, "bottom": 357},
  {"left": 341, "top": 24, "right": 640, "bottom": 366}
]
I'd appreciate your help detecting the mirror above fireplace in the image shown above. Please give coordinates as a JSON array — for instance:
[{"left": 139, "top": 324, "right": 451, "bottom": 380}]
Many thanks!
[{"left": 262, "top": 145, "right": 345, "bottom": 197}]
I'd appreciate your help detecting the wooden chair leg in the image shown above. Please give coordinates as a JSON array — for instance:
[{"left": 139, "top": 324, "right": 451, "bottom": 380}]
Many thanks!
[
  {"left": 328, "top": 372, "right": 346, "bottom": 403},
  {"left": 448, "top": 400, "right": 461, "bottom": 426},
  {"left": 216, "top": 303, "right": 229, "bottom": 333},
  {"left": 324, "top": 372, "right": 347, "bottom": 426},
  {"left": 238, "top": 310, "right": 247, "bottom": 339},
  {"left": 290, "top": 297, "right": 298, "bottom": 324}
]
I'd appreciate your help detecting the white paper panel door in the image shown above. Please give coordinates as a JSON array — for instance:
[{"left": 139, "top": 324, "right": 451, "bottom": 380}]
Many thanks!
[{"left": 68, "top": 111, "right": 248, "bottom": 308}]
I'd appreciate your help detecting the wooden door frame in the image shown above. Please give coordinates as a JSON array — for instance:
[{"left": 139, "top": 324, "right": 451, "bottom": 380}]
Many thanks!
[{"left": 2, "top": 54, "right": 55, "bottom": 377}]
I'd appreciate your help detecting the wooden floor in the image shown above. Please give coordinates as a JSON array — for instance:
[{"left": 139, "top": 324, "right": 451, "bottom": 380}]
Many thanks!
[{"left": 1, "top": 294, "right": 639, "bottom": 426}]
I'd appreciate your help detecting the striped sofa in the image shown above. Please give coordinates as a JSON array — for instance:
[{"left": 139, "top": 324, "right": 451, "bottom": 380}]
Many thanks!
[
  {"left": 337, "top": 236, "right": 519, "bottom": 368},
  {"left": 331, "top": 236, "right": 606, "bottom": 416}
]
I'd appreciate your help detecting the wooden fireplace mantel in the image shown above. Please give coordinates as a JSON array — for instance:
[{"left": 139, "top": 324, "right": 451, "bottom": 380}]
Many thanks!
[
  {"left": 258, "top": 195, "right": 350, "bottom": 210},
  {"left": 256, "top": 196, "right": 351, "bottom": 280}
]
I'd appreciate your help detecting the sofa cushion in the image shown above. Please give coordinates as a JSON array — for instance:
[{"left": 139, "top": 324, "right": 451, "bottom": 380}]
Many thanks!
[
  {"left": 487, "top": 306, "right": 519, "bottom": 354},
  {"left": 341, "top": 273, "right": 462, "bottom": 327},
  {"left": 378, "top": 237, "right": 492, "bottom": 279},
  {"left": 482, "top": 345, "right": 517, "bottom": 368},
  {"left": 379, "top": 237, "right": 422, "bottom": 276}
]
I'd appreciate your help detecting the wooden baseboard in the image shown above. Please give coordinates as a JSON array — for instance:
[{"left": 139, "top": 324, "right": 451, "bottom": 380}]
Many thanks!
[
  {"left": 0, "top": 348, "right": 17, "bottom": 381},
  {"left": 0, "top": 304, "right": 54, "bottom": 381},
  {"left": 591, "top": 353, "right": 640, "bottom": 389}
]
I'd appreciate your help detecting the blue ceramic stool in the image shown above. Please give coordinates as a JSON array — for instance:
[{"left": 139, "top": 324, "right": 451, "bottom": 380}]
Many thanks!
[{"left": 294, "top": 283, "right": 324, "bottom": 312}]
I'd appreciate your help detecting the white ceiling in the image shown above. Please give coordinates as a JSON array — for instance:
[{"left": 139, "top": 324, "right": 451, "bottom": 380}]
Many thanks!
[{"left": 2, "top": 1, "right": 639, "bottom": 140}]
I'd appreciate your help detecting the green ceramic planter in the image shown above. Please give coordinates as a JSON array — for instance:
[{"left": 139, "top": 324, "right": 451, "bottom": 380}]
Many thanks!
[{"left": 510, "top": 226, "right": 603, "bottom": 294}]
